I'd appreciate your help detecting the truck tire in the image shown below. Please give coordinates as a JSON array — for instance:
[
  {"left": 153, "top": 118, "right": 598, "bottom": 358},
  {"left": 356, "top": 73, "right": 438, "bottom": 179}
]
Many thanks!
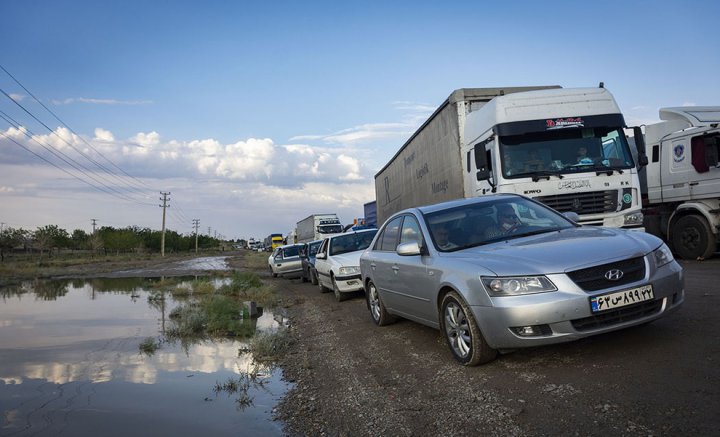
[{"left": 671, "top": 215, "right": 716, "bottom": 260}]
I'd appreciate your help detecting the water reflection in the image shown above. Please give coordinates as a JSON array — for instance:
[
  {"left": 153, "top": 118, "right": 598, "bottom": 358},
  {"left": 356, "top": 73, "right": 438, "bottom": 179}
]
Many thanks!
[{"left": 0, "top": 278, "right": 288, "bottom": 436}]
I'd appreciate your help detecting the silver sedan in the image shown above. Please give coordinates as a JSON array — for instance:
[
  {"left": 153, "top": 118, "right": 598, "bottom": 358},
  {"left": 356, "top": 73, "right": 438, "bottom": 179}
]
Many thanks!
[{"left": 359, "top": 194, "right": 684, "bottom": 366}]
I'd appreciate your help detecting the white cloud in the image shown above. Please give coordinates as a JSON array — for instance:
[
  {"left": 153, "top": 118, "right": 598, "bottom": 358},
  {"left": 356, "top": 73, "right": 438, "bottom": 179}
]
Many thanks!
[
  {"left": 132, "top": 131, "right": 161, "bottom": 147},
  {"left": 9, "top": 93, "right": 25, "bottom": 102},
  {"left": 682, "top": 102, "right": 697, "bottom": 107},
  {"left": 94, "top": 128, "right": 114, "bottom": 142}
]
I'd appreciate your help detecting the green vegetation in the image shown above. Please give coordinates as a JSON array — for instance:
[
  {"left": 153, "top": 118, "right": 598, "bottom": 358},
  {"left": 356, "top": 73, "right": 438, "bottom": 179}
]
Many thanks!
[
  {"left": 139, "top": 337, "right": 161, "bottom": 356},
  {"left": 247, "top": 331, "right": 293, "bottom": 362},
  {"left": 165, "top": 272, "right": 280, "bottom": 340},
  {"left": 0, "top": 224, "right": 228, "bottom": 265}
]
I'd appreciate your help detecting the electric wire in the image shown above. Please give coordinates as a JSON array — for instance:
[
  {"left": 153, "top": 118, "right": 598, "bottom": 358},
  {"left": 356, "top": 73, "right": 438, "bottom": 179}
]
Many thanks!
[
  {"left": 0, "top": 63, "right": 152, "bottom": 192},
  {"left": 0, "top": 111, "right": 155, "bottom": 206},
  {"left": 0, "top": 87, "right": 153, "bottom": 200}
]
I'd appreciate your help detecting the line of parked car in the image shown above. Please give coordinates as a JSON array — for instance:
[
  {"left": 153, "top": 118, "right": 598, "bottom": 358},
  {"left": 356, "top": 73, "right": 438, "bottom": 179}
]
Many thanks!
[
  {"left": 267, "top": 228, "right": 379, "bottom": 301},
  {"left": 268, "top": 193, "right": 685, "bottom": 366}
]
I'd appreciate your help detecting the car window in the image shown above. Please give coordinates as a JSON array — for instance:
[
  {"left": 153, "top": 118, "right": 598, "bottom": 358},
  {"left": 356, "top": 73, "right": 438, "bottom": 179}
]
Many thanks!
[
  {"left": 309, "top": 241, "right": 321, "bottom": 256},
  {"left": 377, "top": 216, "right": 403, "bottom": 251},
  {"left": 399, "top": 215, "right": 423, "bottom": 246},
  {"left": 317, "top": 239, "right": 327, "bottom": 255},
  {"left": 283, "top": 245, "right": 301, "bottom": 257}
]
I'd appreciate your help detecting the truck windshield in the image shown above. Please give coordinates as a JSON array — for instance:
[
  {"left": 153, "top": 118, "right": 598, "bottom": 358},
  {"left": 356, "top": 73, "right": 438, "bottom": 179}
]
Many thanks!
[
  {"left": 499, "top": 127, "right": 635, "bottom": 179},
  {"left": 318, "top": 225, "right": 344, "bottom": 234}
]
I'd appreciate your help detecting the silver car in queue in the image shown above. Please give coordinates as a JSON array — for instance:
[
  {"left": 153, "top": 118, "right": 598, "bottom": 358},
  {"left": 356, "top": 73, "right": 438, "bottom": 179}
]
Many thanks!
[{"left": 359, "top": 194, "right": 684, "bottom": 366}]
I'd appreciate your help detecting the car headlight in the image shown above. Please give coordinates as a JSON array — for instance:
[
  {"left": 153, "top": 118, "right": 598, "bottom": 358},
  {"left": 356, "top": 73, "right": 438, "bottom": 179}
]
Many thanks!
[
  {"left": 653, "top": 243, "right": 674, "bottom": 268},
  {"left": 338, "top": 266, "right": 361, "bottom": 275},
  {"left": 481, "top": 276, "right": 557, "bottom": 296}
]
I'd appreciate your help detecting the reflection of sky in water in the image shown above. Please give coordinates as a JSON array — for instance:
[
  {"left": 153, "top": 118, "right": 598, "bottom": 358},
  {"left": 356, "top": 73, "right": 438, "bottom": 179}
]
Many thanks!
[{"left": 0, "top": 280, "right": 288, "bottom": 436}]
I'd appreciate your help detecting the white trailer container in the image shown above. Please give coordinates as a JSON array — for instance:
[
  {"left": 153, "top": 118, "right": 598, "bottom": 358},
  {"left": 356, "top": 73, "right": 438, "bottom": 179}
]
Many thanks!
[
  {"left": 375, "top": 85, "right": 645, "bottom": 230},
  {"left": 296, "top": 214, "right": 344, "bottom": 243},
  {"left": 639, "top": 106, "right": 720, "bottom": 259}
]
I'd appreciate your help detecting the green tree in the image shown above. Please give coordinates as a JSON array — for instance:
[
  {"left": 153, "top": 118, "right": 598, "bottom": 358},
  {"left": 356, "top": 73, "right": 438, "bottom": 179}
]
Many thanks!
[
  {"left": 71, "top": 229, "right": 90, "bottom": 250},
  {"left": 0, "top": 227, "right": 29, "bottom": 262}
]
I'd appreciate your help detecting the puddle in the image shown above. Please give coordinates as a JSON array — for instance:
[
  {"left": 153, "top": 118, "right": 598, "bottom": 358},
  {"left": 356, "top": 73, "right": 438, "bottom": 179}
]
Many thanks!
[{"left": 0, "top": 278, "right": 290, "bottom": 436}]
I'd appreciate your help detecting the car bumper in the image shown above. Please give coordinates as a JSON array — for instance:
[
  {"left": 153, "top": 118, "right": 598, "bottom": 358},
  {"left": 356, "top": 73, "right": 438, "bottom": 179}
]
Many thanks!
[
  {"left": 471, "top": 260, "right": 684, "bottom": 350},
  {"left": 334, "top": 273, "right": 364, "bottom": 293}
]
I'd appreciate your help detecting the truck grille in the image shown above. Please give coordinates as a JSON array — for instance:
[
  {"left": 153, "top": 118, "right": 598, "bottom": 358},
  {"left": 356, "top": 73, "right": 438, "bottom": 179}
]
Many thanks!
[
  {"left": 571, "top": 299, "right": 662, "bottom": 331},
  {"left": 534, "top": 190, "right": 617, "bottom": 215},
  {"left": 567, "top": 257, "right": 646, "bottom": 291}
]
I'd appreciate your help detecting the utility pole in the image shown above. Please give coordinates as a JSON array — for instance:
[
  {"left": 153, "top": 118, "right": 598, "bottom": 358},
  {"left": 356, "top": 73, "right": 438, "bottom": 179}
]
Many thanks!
[
  {"left": 193, "top": 219, "right": 200, "bottom": 253},
  {"left": 91, "top": 218, "right": 97, "bottom": 234},
  {"left": 159, "top": 191, "right": 170, "bottom": 257},
  {"left": 0, "top": 222, "right": 5, "bottom": 233}
]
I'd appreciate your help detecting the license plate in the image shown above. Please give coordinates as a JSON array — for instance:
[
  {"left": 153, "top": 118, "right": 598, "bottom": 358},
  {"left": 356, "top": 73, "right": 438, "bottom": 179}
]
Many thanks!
[{"left": 590, "top": 285, "right": 654, "bottom": 313}]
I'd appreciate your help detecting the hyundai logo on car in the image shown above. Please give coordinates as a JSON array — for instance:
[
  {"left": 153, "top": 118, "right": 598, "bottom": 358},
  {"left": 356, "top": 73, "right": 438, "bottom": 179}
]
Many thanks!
[{"left": 605, "top": 269, "right": 624, "bottom": 281}]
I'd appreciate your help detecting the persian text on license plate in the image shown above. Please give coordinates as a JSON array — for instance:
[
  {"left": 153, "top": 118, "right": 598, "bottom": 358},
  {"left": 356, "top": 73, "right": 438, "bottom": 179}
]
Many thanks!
[{"left": 590, "top": 285, "right": 654, "bottom": 313}]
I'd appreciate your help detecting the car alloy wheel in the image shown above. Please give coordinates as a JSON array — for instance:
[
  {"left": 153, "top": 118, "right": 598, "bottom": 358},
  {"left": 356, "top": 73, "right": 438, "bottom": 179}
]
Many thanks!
[
  {"left": 440, "top": 291, "right": 497, "bottom": 366},
  {"left": 366, "top": 281, "right": 395, "bottom": 326}
]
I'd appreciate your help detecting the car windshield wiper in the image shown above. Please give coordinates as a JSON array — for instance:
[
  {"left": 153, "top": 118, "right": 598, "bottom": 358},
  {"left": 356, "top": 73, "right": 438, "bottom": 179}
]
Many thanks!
[{"left": 593, "top": 163, "right": 624, "bottom": 176}]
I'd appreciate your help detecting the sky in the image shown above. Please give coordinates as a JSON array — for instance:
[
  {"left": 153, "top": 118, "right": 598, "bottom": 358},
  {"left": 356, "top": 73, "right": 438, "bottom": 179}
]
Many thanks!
[{"left": 1, "top": 0, "right": 719, "bottom": 241}]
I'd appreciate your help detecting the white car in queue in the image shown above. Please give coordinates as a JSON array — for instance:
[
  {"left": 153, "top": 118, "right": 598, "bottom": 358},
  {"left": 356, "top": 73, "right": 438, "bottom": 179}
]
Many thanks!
[
  {"left": 314, "top": 229, "right": 378, "bottom": 301},
  {"left": 268, "top": 243, "right": 304, "bottom": 278},
  {"left": 359, "top": 194, "right": 684, "bottom": 366}
]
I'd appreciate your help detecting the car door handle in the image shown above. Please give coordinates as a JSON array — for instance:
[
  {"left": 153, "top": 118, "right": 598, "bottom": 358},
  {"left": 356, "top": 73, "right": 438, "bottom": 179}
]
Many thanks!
[
  {"left": 689, "top": 181, "right": 699, "bottom": 186},
  {"left": 392, "top": 265, "right": 399, "bottom": 272},
  {"left": 370, "top": 262, "right": 376, "bottom": 270}
]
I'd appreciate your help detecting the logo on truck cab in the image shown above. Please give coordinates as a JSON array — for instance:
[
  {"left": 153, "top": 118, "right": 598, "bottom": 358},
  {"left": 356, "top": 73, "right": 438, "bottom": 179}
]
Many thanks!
[{"left": 546, "top": 117, "right": 584, "bottom": 130}]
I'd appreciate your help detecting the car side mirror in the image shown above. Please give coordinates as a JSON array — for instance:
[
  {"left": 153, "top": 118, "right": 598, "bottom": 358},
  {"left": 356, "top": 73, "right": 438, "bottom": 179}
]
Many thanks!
[
  {"left": 316, "top": 253, "right": 326, "bottom": 260},
  {"left": 475, "top": 145, "right": 490, "bottom": 180},
  {"left": 396, "top": 241, "right": 421, "bottom": 256},
  {"left": 632, "top": 126, "right": 648, "bottom": 168}
]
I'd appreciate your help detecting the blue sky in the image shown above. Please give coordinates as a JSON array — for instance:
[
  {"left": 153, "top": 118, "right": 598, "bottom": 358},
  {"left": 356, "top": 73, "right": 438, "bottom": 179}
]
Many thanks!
[{"left": 1, "top": 0, "right": 719, "bottom": 240}]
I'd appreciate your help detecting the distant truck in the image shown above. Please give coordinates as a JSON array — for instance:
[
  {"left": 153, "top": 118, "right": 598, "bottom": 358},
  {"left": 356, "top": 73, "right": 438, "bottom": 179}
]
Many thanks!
[
  {"left": 264, "top": 233, "right": 284, "bottom": 251},
  {"left": 363, "top": 201, "right": 377, "bottom": 228},
  {"left": 638, "top": 106, "right": 720, "bottom": 259},
  {"left": 296, "top": 214, "right": 344, "bottom": 243},
  {"left": 375, "top": 85, "right": 646, "bottom": 231}
]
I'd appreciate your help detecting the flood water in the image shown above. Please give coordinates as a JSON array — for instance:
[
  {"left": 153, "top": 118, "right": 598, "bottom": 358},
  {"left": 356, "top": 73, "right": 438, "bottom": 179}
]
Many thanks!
[{"left": 0, "top": 278, "right": 289, "bottom": 436}]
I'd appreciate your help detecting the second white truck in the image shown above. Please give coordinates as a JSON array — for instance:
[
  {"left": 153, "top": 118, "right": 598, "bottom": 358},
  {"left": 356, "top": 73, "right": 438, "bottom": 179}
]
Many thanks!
[
  {"left": 296, "top": 214, "right": 344, "bottom": 243},
  {"left": 375, "top": 85, "right": 646, "bottom": 230},
  {"left": 639, "top": 106, "right": 720, "bottom": 259}
]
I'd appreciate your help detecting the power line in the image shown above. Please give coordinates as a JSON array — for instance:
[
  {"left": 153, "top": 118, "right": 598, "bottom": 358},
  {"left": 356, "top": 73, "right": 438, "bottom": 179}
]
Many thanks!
[
  {"left": 0, "top": 110, "right": 155, "bottom": 206},
  {"left": 0, "top": 63, "right": 152, "bottom": 193},
  {"left": 0, "top": 87, "right": 151, "bottom": 199}
]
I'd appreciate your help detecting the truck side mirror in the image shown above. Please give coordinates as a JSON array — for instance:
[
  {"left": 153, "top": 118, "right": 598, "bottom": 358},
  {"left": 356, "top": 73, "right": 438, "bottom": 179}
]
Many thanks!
[
  {"left": 633, "top": 126, "right": 649, "bottom": 167},
  {"left": 474, "top": 145, "right": 490, "bottom": 180}
]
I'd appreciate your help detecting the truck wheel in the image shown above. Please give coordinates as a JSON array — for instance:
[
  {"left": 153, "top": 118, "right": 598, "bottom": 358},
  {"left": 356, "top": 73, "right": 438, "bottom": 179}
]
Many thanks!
[{"left": 671, "top": 215, "right": 716, "bottom": 260}]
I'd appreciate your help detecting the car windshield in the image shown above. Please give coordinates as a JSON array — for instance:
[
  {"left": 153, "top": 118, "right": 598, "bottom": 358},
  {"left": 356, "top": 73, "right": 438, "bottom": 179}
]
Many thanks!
[
  {"left": 329, "top": 230, "right": 378, "bottom": 256},
  {"left": 500, "top": 127, "right": 635, "bottom": 178},
  {"left": 424, "top": 197, "right": 575, "bottom": 251}
]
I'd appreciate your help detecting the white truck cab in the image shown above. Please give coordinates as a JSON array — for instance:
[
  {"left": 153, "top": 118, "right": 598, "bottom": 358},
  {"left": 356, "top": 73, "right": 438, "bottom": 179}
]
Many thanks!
[
  {"left": 469, "top": 87, "right": 645, "bottom": 229},
  {"left": 640, "top": 107, "right": 720, "bottom": 259}
]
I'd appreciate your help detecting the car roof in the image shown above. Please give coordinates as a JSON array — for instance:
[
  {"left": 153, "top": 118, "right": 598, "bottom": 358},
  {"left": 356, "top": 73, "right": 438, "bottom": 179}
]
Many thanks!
[
  {"left": 327, "top": 228, "right": 377, "bottom": 239},
  {"left": 413, "top": 193, "right": 523, "bottom": 215}
]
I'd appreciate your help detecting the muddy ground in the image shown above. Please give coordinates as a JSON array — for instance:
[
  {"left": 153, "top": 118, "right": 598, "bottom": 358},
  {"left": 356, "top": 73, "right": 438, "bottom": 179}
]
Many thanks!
[{"left": 11, "top": 251, "right": 719, "bottom": 436}]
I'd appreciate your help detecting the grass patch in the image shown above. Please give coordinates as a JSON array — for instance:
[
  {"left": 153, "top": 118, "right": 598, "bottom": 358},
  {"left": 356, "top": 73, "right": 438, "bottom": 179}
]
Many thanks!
[
  {"left": 139, "top": 337, "right": 160, "bottom": 355},
  {"left": 247, "top": 330, "right": 292, "bottom": 362}
]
